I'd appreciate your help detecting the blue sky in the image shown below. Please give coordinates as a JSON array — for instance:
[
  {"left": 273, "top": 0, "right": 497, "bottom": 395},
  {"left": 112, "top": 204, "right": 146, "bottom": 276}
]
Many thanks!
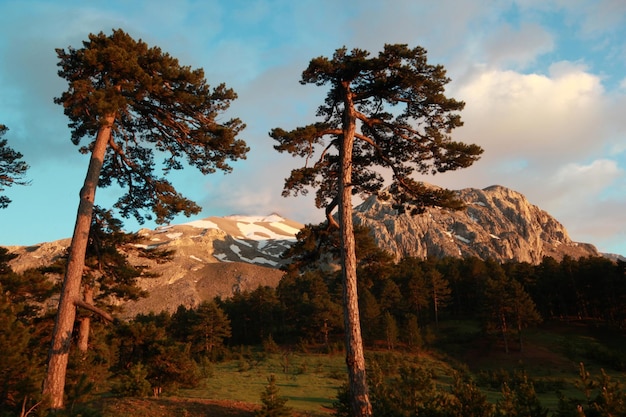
[{"left": 1, "top": 0, "right": 625, "bottom": 256}]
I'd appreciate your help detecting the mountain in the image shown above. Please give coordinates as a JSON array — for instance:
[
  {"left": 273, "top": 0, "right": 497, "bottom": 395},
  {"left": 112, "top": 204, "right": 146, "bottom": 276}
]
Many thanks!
[
  {"left": 354, "top": 184, "right": 599, "bottom": 264},
  {"left": 4, "top": 186, "right": 603, "bottom": 317},
  {"left": 6, "top": 214, "right": 303, "bottom": 318}
]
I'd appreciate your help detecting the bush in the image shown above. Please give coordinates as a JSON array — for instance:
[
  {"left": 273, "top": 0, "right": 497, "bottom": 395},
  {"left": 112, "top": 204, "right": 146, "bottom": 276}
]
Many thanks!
[{"left": 112, "top": 363, "right": 151, "bottom": 398}]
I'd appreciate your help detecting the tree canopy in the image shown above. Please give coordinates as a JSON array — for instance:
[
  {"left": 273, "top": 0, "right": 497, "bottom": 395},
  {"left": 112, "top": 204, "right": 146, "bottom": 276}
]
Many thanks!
[
  {"left": 271, "top": 44, "right": 483, "bottom": 223},
  {"left": 55, "top": 29, "right": 248, "bottom": 224},
  {"left": 0, "top": 124, "right": 30, "bottom": 209}
]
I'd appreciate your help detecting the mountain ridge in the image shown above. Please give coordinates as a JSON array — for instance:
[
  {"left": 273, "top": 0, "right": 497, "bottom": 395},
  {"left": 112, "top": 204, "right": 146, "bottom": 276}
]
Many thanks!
[
  {"left": 354, "top": 184, "right": 600, "bottom": 264},
  {"left": 4, "top": 185, "right": 610, "bottom": 317}
]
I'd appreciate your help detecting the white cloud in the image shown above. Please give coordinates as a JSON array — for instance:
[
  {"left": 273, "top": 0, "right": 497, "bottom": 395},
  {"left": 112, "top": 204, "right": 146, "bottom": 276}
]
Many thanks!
[
  {"left": 452, "top": 63, "right": 607, "bottom": 161},
  {"left": 546, "top": 159, "right": 622, "bottom": 203},
  {"left": 428, "top": 61, "right": 626, "bottom": 253}
]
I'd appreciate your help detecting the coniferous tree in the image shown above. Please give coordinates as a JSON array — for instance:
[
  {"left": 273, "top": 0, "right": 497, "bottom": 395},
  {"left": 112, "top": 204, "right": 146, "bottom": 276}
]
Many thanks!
[
  {"left": 44, "top": 29, "right": 248, "bottom": 410},
  {"left": 41, "top": 207, "right": 166, "bottom": 362},
  {"left": 0, "top": 248, "right": 55, "bottom": 320},
  {"left": 510, "top": 279, "right": 542, "bottom": 353},
  {"left": 404, "top": 314, "right": 423, "bottom": 351},
  {"left": 427, "top": 266, "right": 451, "bottom": 328},
  {"left": 111, "top": 312, "right": 200, "bottom": 397},
  {"left": 378, "top": 279, "right": 402, "bottom": 319},
  {"left": 271, "top": 45, "right": 482, "bottom": 416},
  {"left": 481, "top": 270, "right": 541, "bottom": 353},
  {"left": 256, "top": 374, "right": 292, "bottom": 417},
  {"left": 382, "top": 311, "right": 399, "bottom": 351},
  {"left": 396, "top": 258, "right": 430, "bottom": 322},
  {"left": 276, "top": 270, "right": 342, "bottom": 344},
  {"left": 0, "top": 124, "right": 30, "bottom": 209},
  {"left": 0, "top": 252, "right": 53, "bottom": 416},
  {"left": 172, "top": 300, "right": 232, "bottom": 359},
  {"left": 448, "top": 373, "right": 494, "bottom": 417},
  {"left": 0, "top": 288, "right": 44, "bottom": 416}
]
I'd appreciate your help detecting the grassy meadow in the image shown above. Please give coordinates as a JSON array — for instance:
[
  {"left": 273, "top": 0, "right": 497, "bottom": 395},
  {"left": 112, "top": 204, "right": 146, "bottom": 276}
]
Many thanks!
[{"left": 91, "top": 318, "right": 626, "bottom": 416}]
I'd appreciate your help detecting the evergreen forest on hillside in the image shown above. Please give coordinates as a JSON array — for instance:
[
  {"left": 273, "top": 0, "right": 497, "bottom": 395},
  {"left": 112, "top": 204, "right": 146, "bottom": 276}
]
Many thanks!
[{"left": 1, "top": 226, "right": 626, "bottom": 417}]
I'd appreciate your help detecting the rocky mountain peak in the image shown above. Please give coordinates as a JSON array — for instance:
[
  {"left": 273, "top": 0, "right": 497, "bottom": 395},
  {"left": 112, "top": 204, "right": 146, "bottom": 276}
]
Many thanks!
[{"left": 354, "top": 184, "right": 599, "bottom": 264}]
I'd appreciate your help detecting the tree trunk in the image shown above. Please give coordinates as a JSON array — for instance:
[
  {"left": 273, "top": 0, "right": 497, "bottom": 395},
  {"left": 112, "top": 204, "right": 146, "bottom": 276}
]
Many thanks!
[
  {"left": 501, "top": 312, "right": 509, "bottom": 354},
  {"left": 433, "top": 289, "right": 439, "bottom": 330},
  {"left": 77, "top": 284, "right": 93, "bottom": 354},
  {"left": 339, "top": 83, "right": 372, "bottom": 417},
  {"left": 42, "top": 117, "right": 114, "bottom": 411}
]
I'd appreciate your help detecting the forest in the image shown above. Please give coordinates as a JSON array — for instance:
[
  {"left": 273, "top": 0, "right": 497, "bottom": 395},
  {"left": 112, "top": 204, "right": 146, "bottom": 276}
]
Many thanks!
[{"left": 1, "top": 224, "right": 625, "bottom": 417}]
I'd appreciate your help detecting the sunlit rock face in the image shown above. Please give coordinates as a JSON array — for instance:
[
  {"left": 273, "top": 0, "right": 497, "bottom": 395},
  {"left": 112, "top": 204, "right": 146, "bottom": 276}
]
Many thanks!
[{"left": 353, "top": 184, "right": 599, "bottom": 264}]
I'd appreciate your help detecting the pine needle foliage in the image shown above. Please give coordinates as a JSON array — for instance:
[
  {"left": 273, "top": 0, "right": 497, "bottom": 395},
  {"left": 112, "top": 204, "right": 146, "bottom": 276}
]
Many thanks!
[
  {"left": 55, "top": 29, "right": 249, "bottom": 224},
  {"left": 0, "top": 124, "right": 30, "bottom": 209},
  {"left": 256, "top": 374, "right": 292, "bottom": 417},
  {"left": 270, "top": 44, "right": 483, "bottom": 219}
]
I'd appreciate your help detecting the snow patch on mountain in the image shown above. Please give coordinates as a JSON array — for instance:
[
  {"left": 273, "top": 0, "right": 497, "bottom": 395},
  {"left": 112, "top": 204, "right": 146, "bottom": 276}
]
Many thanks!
[{"left": 153, "top": 213, "right": 303, "bottom": 267}]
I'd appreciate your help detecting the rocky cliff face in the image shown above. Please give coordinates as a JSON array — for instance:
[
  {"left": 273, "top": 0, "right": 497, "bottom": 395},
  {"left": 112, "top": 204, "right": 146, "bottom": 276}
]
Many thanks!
[{"left": 353, "top": 184, "right": 599, "bottom": 264}]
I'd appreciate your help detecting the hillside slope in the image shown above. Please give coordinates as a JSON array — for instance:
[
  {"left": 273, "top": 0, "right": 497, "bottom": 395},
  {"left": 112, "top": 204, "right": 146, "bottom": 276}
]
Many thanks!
[{"left": 7, "top": 214, "right": 301, "bottom": 317}]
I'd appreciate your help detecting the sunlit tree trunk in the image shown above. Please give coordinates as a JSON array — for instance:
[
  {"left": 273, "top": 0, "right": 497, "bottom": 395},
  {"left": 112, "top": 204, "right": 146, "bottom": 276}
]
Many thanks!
[
  {"left": 43, "top": 116, "right": 114, "bottom": 411},
  {"left": 339, "top": 83, "right": 372, "bottom": 417},
  {"left": 77, "top": 284, "right": 94, "bottom": 354}
]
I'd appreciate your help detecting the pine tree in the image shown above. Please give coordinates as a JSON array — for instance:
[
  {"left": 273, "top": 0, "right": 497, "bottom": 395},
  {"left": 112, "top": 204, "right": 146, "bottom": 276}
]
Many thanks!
[
  {"left": 0, "top": 124, "right": 30, "bottom": 209},
  {"left": 271, "top": 44, "right": 482, "bottom": 417},
  {"left": 173, "top": 300, "right": 232, "bottom": 359},
  {"left": 256, "top": 374, "right": 292, "bottom": 417},
  {"left": 448, "top": 373, "right": 494, "bottom": 417},
  {"left": 44, "top": 29, "right": 248, "bottom": 411},
  {"left": 428, "top": 268, "right": 451, "bottom": 329},
  {"left": 382, "top": 311, "right": 399, "bottom": 351},
  {"left": 482, "top": 272, "right": 541, "bottom": 353},
  {"left": 0, "top": 288, "right": 43, "bottom": 415}
]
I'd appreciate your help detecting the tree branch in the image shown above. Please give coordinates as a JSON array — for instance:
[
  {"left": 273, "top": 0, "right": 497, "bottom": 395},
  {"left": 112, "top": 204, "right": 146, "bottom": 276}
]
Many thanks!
[
  {"left": 73, "top": 299, "right": 114, "bottom": 323},
  {"left": 325, "top": 195, "right": 340, "bottom": 230}
]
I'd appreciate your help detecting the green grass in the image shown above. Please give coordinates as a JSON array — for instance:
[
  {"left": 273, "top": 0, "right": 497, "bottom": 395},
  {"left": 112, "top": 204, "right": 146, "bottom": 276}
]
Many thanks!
[
  {"left": 433, "top": 319, "right": 626, "bottom": 412},
  {"left": 97, "top": 319, "right": 626, "bottom": 416},
  {"left": 182, "top": 352, "right": 347, "bottom": 415}
]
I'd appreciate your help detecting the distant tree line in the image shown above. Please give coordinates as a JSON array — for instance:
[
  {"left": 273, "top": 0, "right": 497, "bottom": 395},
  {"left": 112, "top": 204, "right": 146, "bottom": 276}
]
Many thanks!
[{"left": 217, "top": 225, "right": 626, "bottom": 352}]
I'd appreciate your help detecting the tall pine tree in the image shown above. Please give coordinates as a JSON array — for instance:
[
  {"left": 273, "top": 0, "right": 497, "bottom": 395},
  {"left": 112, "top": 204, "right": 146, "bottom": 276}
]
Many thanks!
[
  {"left": 44, "top": 29, "right": 248, "bottom": 411},
  {"left": 270, "top": 44, "right": 482, "bottom": 417}
]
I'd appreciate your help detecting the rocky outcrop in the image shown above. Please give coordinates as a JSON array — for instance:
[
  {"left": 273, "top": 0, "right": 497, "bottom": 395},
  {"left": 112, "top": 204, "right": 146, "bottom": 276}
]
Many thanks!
[{"left": 353, "top": 184, "right": 599, "bottom": 264}]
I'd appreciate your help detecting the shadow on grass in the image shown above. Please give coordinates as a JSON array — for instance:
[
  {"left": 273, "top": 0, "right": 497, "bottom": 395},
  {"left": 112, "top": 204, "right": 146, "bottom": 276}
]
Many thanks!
[{"left": 97, "top": 397, "right": 258, "bottom": 417}]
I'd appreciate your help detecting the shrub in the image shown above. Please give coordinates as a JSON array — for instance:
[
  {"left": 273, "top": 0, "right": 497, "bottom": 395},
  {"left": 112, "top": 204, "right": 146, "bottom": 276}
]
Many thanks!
[{"left": 112, "top": 363, "right": 151, "bottom": 398}]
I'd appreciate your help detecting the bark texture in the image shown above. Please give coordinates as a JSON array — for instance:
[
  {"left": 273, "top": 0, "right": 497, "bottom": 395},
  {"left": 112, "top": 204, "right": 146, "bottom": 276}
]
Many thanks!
[
  {"left": 43, "top": 118, "right": 113, "bottom": 410},
  {"left": 339, "top": 84, "right": 372, "bottom": 417},
  {"left": 77, "top": 284, "right": 97, "bottom": 354}
]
